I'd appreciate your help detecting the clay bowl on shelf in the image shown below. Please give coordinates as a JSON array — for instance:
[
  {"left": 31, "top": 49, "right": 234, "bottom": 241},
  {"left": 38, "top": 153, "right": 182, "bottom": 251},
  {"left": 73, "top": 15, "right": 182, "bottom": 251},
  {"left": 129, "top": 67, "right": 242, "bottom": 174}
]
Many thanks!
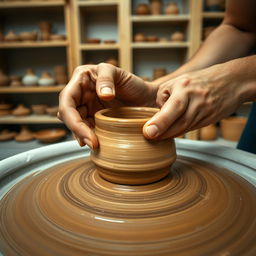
[
  {"left": 34, "top": 129, "right": 66, "bottom": 143},
  {"left": 220, "top": 116, "right": 247, "bottom": 141},
  {"left": 0, "top": 103, "right": 13, "bottom": 110},
  {"left": 31, "top": 104, "right": 47, "bottom": 115},
  {"left": 9, "top": 75, "right": 22, "bottom": 87},
  {"left": 0, "top": 129, "right": 17, "bottom": 141},
  {"left": 91, "top": 107, "right": 176, "bottom": 185},
  {"left": 134, "top": 33, "right": 146, "bottom": 42},
  {"left": 15, "top": 126, "right": 34, "bottom": 142},
  {"left": 19, "top": 31, "right": 37, "bottom": 41},
  {"left": 170, "top": 31, "right": 185, "bottom": 42},
  {"left": 86, "top": 38, "right": 101, "bottom": 44},
  {"left": 135, "top": 3, "right": 150, "bottom": 15},
  {"left": 146, "top": 35, "right": 158, "bottom": 42},
  {"left": 103, "top": 39, "right": 116, "bottom": 44},
  {"left": 50, "top": 34, "right": 66, "bottom": 41},
  {"left": 46, "top": 106, "right": 58, "bottom": 116},
  {"left": 12, "top": 104, "right": 31, "bottom": 116}
]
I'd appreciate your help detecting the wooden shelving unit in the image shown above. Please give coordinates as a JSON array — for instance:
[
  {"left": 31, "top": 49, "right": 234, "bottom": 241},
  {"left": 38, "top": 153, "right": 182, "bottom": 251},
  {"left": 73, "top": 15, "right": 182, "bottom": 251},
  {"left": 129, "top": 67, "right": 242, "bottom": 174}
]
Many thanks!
[
  {"left": 131, "top": 42, "right": 190, "bottom": 49},
  {"left": 0, "top": 41, "right": 68, "bottom": 49},
  {"left": 0, "top": 115, "right": 60, "bottom": 124},
  {"left": 0, "top": 0, "right": 65, "bottom": 8},
  {"left": 0, "top": 86, "right": 65, "bottom": 93}
]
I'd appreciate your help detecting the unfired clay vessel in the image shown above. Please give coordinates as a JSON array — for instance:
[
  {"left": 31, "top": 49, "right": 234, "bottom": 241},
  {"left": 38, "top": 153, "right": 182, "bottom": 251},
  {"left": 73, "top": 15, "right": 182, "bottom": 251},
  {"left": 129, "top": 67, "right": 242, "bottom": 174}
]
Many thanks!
[
  {"left": 135, "top": 3, "right": 150, "bottom": 15},
  {"left": 0, "top": 69, "right": 9, "bottom": 86},
  {"left": 171, "top": 31, "right": 185, "bottom": 42},
  {"left": 91, "top": 107, "right": 176, "bottom": 185},
  {"left": 38, "top": 72, "right": 55, "bottom": 86},
  {"left": 34, "top": 128, "right": 66, "bottom": 143},
  {"left": 200, "top": 124, "right": 217, "bottom": 141},
  {"left": 0, "top": 129, "right": 16, "bottom": 141},
  {"left": 150, "top": 0, "right": 162, "bottom": 15},
  {"left": 22, "top": 69, "right": 38, "bottom": 86},
  {"left": 5, "top": 31, "right": 20, "bottom": 42},
  {"left": 15, "top": 125, "right": 34, "bottom": 142},
  {"left": 12, "top": 104, "right": 31, "bottom": 116},
  {"left": 165, "top": 2, "right": 179, "bottom": 15}
]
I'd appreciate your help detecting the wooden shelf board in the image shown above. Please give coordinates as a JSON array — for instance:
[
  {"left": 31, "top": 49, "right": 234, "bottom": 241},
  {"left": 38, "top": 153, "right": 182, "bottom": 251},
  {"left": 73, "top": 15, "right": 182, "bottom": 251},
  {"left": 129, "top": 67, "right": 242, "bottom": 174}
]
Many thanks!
[
  {"left": 132, "top": 42, "right": 189, "bottom": 49},
  {"left": 0, "top": 41, "right": 68, "bottom": 49},
  {"left": 80, "top": 43, "right": 120, "bottom": 50},
  {"left": 0, "top": 115, "right": 61, "bottom": 124},
  {"left": 202, "top": 12, "right": 225, "bottom": 19},
  {"left": 0, "top": 0, "right": 65, "bottom": 8},
  {"left": 78, "top": 0, "right": 118, "bottom": 7},
  {"left": 131, "top": 15, "right": 190, "bottom": 22},
  {"left": 0, "top": 86, "right": 65, "bottom": 94}
]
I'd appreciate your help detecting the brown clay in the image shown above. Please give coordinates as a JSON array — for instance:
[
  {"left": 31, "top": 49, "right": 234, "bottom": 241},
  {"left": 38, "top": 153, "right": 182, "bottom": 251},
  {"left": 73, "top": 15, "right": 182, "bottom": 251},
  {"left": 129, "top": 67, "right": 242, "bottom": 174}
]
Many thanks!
[
  {"left": 9, "top": 75, "right": 22, "bottom": 87},
  {"left": 0, "top": 129, "right": 16, "bottom": 141},
  {"left": 5, "top": 30, "right": 20, "bottom": 42},
  {"left": 34, "top": 128, "right": 66, "bottom": 143},
  {"left": 15, "top": 125, "right": 34, "bottom": 142},
  {"left": 91, "top": 107, "right": 176, "bottom": 185},
  {"left": 19, "top": 31, "right": 37, "bottom": 41},
  {"left": 103, "top": 40, "right": 116, "bottom": 44},
  {"left": 50, "top": 34, "right": 66, "bottom": 41},
  {"left": 105, "top": 57, "right": 118, "bottom": 67},
  {"left": 12, "top": 104, "right": 31, "bottom": 116},
  {"left": 38, "top": 21, "right": 51, "bottom": 41},
  {"left": 54, "top": 65, "right": 68, "bottom": 85},
  {"left": 220, "top": 117, "right": 247, "bottom": 141},
  {"left": 200, "top": 124, "right": 217, "bottom": 140},
  {"left": 171, "top": 31, "right": 185, "bottom": 42},
  {"left": 135, "top": 3, "right": 150, "bottom": 15},
  {"left": 153, "top": 68, "right": 167, "bottom": 79},
  {"left": 86, "top": 38, "right": 101, "bottom": 44},
  {"left": 165, "top": 2, "right": 179, "bottom": 15},
  {"left": 146, "top": 35, "right": 158, "bottom": 42},
  {"left": 46, "top": 106, "right": 58, "bottom": 116},
  {"left": 31, "top": 104, "right": 47, "bottom": 115},
  {"left": 0, "top": 109, "right": 11, "bottom": 117},
  {"left": 0, "top": 69, "right": 9, "bottom": 86},
  {"left": 150, "top": 0, "right": 162, "bottom": 15},
  {"left": 159, "top": 37, "right": 169, "bottom": 42},
  {"left": 0, "top": 103, "right": 12, "bottom": 110},
  {"left": 134, "top": 32, "right": 146, "bottom": 42}
]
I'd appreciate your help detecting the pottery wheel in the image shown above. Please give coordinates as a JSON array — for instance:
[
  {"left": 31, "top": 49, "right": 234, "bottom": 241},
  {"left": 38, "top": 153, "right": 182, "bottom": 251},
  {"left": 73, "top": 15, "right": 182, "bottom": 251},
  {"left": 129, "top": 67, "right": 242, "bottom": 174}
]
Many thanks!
[{"left": 0, "top": 156, "right": 256, "bottom": 256}]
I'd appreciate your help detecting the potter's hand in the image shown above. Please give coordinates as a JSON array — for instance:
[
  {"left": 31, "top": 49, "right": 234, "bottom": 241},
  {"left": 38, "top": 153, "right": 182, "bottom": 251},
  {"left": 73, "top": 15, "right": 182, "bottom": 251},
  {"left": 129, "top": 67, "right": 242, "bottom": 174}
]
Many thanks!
[
  {"left": 58, "top": 63, "right": 158, "bottom": 149},
  {"left": 143, "top": 61, "right": 252, "bottom": 139}
]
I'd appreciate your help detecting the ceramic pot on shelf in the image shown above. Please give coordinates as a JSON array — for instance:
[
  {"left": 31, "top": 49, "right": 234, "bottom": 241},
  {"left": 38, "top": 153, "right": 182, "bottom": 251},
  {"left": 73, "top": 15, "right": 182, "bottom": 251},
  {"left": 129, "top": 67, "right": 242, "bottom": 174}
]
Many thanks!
[
  {"left": 134, "top": 33, "right": 146, "bottom": 42},
  {"left": 150, "top": 0, "right": 162, "bottom": 15},
  {"left": 54, "top": 65, "right": 68, "bottom": 85},
  {"left": 135, "top": 3, "right": 150, "bottom": 15},
  {"left": 90, "top": 107, "right": 176, "bottom": 185},
  {"left": 146, "top": 35, "right": 158, "bottom": 42},
  {"left": 38, "top": 72, "right": 55, "bottom": 86},
  {"left": 200, "top": 124, "right": 217, "bottom": 141},
  {"left": 5, "top": 31, "right": 20, "bottom": 42},
  {"left": 0, "top": 69, "right": 9, "bottom": 86},
  {"left": 12, "top": 104, "right": 31, "bottom": 116},
  {"left": 22, "top": 68, "right": 38, "bottom": 86},
  {"left": 170, "top": 31, "right": 185, "bottom": 42},
  {"left": 15, "top": 126, "right": 34, "bottom": 142},
  {"left": 19, "top": 31, "right": 37, "bottom": 41},
  {"left": 9, "top": 75, "right": 22, "bottom": 87},
  {"left": 0, "top": 129, "right": 17, "bottom": 141},
  {"left": 153, "top": 68, "right": 167, "bottom": 80},
  {"left": 165, "top": 2, "right": 179, "bottom": 15},
  {"left": 38, "top": 21, "right": 51, "bottom": 41},
  {"left": 31, "top": 104, "right": 47, "bottom": 115}
]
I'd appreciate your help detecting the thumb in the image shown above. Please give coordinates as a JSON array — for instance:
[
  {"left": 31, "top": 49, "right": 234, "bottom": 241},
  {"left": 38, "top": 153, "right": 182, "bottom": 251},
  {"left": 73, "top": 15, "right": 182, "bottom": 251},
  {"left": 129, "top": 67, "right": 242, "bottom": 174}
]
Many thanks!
[{"left": 96, "top": 63, "right": 116, "bottom": 101}]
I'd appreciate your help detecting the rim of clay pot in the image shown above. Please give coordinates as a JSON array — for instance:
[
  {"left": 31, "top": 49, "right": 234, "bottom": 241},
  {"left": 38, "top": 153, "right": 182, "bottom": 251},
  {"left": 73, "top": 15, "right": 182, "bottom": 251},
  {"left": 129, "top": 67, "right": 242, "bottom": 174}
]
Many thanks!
[{"left": 95, "top": 107, "right": 159, "bottom": 124}]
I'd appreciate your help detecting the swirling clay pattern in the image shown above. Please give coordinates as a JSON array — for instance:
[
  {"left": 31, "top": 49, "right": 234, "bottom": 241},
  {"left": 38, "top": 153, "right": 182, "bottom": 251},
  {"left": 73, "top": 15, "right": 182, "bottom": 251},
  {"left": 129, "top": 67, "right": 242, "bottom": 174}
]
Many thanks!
[{"left": 0, "top": 156, "right": 256, "bottom": 256}]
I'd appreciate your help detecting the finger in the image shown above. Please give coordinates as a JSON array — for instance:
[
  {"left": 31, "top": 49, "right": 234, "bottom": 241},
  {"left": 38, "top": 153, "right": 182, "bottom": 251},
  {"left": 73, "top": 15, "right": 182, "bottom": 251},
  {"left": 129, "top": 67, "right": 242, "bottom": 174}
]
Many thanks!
[
  {"left": 96, "top": 63, "right": 116, "bottom": 101},
  {"left": 143, "top": 91, "right": 189, "bottom": 139}
]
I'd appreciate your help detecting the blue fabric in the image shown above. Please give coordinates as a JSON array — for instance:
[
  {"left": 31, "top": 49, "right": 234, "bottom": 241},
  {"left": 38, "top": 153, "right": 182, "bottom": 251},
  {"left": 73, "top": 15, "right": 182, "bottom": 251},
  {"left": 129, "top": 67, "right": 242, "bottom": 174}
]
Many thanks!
[{"left": 237, "top": 102, "right": 256, "bottom": 154}]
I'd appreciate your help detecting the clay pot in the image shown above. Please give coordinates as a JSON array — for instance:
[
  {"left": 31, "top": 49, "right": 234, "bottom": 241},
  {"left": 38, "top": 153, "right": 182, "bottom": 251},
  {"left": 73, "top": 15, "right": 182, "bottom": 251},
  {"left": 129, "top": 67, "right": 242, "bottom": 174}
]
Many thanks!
[
  {"left": 146, "top": 35, "right": 158, "bottom": 42},
  {"left": 0, "top": 109, "right": 11, "bottom": 117},
  {"left": 135, "top": 3, "right": 150, "bottom": 15},
  {"left": 19, "top": 31, "right": 37, "bottom": 41},
  {"left": 50, "top": 34, "right": 66, "bottom": 41},
  {"left": 220, "top": 117, "right": 247, "bottom": 141},
  {"left": 15, "top": 126, "right": 34, "bottom": 142},
  {"left": 31, "top": 104, "right": 47, "bottom": 115},
  {"left": 38, "top": 72, "right": 55, "bottom": 86},
  {"left": 165, "top": 2, "right": 179, "bottom": 15},
  {"left": 86, "top": 38, "right": 101, "bottom": 44},
  {"left": 22, "top": 69, "right": 38, "bottom": 86},
  {"left": 134, "top": 33, "right": 146, "bottom": 42},
  {"left": 46, "top": 106, "right": 58, "bottom": 116},
  {"left": 103, "top": 40, "right": 116, "bottom": 44},
  {"left": 12, "top": 104, "right": 31, "bottom": 116},
  {"left": 159, "top": 37, "right": 168, "bottom": 42},
  {"left": 200, "top": 124, "right": 217, "bottom": 141},
  {"left": 54, "top": 65, "right": 68, "bottom": 85},
  {"left": 0, "top": 129, "right": 16, "bottom": 141},
  {"left": 171, "top": 31, "right": 185, "bottom": 42},
  {"left": 9, "top": 75, "right": 22, "bottom": 87},
  {"left": 150, "top": 0, "right": 162, "bottom": 15},
  {"left": 0, "top": 103, "right": 12, "bottom": 110},
  {"left": 205, "top": 0, "right": 225, "bottom": 11},
  {"left": 39, "top": 21, "right": 51, "bottom": 41},
  {"left": 105, "top": 57, "right": 118, "bottom": 67},
  {"left": 5, "top": 31, "right": 20, "bottom": 42},
  {"left": 91, "top": 107, "right": 176, "bottom": 185},
  {"left": 0, "top": 69, "right": 10, "bottom": 86},
  {"left": 203, "top": 26, "right": 216, "bottom": 40},
  {"left": 34, "top": 129, "right": 66, "bottom": 143},
  {"left": 153, "top": 68, "right": 167, "bottom": 80}
]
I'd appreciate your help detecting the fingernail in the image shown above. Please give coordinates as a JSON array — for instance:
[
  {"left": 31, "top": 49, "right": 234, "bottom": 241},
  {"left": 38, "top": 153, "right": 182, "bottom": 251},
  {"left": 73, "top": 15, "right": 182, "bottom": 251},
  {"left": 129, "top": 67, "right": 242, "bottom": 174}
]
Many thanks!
[
  {"left": 146, "top": 124, "right": 159, "bottom": 138},
  {"left": 84, "top": 138, "right": 93, "bottom": 149},
  {"left": 76, "top": 137, "right": 85, "bottom": 147},
  {"left": 101, "top": 87, "right": 113, "bottom": 96}
]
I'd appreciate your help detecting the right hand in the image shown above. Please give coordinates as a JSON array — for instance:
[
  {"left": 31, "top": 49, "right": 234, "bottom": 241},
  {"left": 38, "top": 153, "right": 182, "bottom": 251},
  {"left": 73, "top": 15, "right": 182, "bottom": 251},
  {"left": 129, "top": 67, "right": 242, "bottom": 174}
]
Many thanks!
[{"left": 58, "top": 63, "right": 158, "bottom": 149}]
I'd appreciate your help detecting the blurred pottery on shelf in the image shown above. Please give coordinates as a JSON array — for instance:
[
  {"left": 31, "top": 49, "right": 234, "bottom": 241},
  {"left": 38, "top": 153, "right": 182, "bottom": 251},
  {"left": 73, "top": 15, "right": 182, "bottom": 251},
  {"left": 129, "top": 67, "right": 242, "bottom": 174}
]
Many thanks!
[
  {"left": 159, "top": 37, "right": 168, "bottom": 42},
  {"left": 171, "top": 31, "right": 185, "bottom": 42},
  {"left": 150, "top": 0, "right": 162, "bottom": 15},
  {"left": 146, "top": 35, "right": 158, "bottom": 42},
  {"left": 9, "top": 75, "right": 22, "bottom": 87},
  {"left": 165, "top": 2, "right": 179, "bottom": 15},
  {"left": 205, "top": 0, "right": 225, "bottom": 11},
  {"left": 86, "top": 38, "right": 101, "bottom": 44},
  {"left": 15, "top": 126, "right": 34, "bottom": 142},
  {"left": 0, "top": 103, "right": 12, "bottom": 110},
  {"left": 38, "top": 72, "right": 55, "bottom": 86},
  {"left": 0, "top": 129, "right": 17, "bottom": 141},
  {"left": 46, "top": 106, "right": 58, "bottom": 116},
  {"left": 103, "top": 40, "right": 116, "bottom": 44},
  {"left": 5, "top": 31, "right": 20, "bottom": 42},
  {"left": 0, "top": 69, "right": 9, "bottom": 86},
  {"left": 153, "top": 68, "right": 167, "bottom": 80},
  {"left": 220, "top": 117, "right": 247, "bottom": 141},
  {"left": 136, "top": 3, "right": 150, "bottom": 15},
  {"left": 12, "top": 104, "right": 31, "bottom": 116},
  {"left": 134, "top": 33, "right": 146, "bottom": 42},
  {"left": 0, "top": 109, "right": 12, "bottom": 117},
  {"left": 105, "top": 57, "right": 118, "bottom": 67},
  {"left": 19, "top": 31, "right": 37, "bottom": 41},
  {"left": 34, "top": 129, "right": 66, "bottom": 143},
  {"left": 31, "top": 104, "right": 47, "bottom": 115},
  {"left": 22, "top": 69, "right": 38, "bottom": 86},
  {"left": 39, "top": 21, "right": 51, "bottom": 41},
  {"left": 54, "top": 66, "right": 68, "bottom": 85},
  {"left": 200, "top": 124, "right": 217, "bottom": 141},
  {"left": 50, "top": 34, "right": 66, "bottom": 41}
]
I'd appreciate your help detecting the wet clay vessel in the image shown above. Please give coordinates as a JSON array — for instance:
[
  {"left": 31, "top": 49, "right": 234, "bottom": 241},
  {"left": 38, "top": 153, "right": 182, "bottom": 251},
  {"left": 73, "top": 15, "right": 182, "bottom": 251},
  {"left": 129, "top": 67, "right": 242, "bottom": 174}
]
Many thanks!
[
  {"left": 91, "top": 107, "right": 176, "bottom": 185},
  {"left": 15, "top": 125, "right": 34, "bottom": 142}
]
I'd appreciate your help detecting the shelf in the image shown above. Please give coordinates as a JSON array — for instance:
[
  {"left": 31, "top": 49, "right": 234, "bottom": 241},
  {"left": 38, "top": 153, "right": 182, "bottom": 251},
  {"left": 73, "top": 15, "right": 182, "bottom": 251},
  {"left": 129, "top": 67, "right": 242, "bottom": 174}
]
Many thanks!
[
  {"left": 132, "top": 42, "right": 189, "bottom": 49},
  {"left": 0, "top": 115, "right": 61, "bottom": 124},
  {"left": 0, "top": 41, "right": 68, "bottom": 49},
  {"left": 78, "top": 0, "right": 119, "bottom": 7},
  {"left": 0, "top": 86, "right": 65, "bottom": 94},
  {"left": 131, "top": 15, "right": 190, "bottom": 23},
  {"left": 0, "top": 0, "right": 65, "bottom": 8},
  {"left": 80, "top": 43, "right": 119, "bottom": 50},
  {"left": 202, "top": 12, "right": 225, "bottom": 19}
]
